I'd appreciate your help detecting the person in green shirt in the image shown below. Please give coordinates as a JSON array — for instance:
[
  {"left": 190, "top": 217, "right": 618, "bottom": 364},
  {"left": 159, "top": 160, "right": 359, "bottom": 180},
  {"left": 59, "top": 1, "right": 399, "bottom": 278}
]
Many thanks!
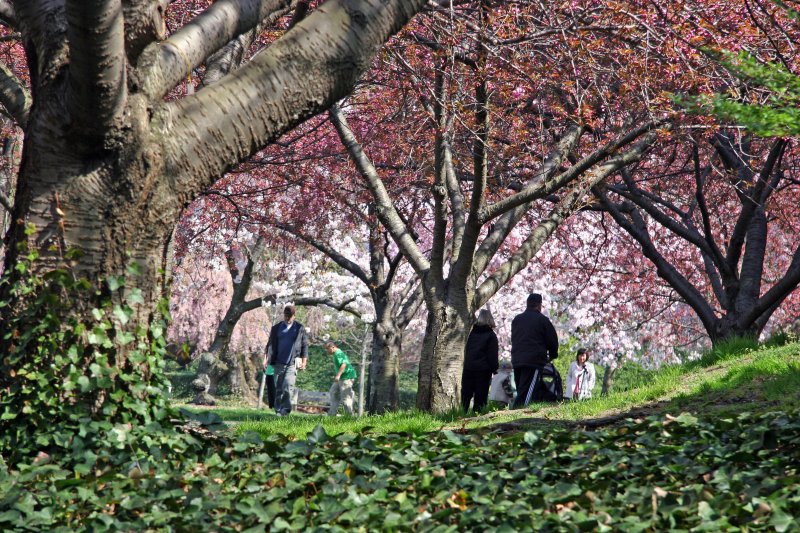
[{"left": 324, "top": 341, "right": 356, "bottom": 416}]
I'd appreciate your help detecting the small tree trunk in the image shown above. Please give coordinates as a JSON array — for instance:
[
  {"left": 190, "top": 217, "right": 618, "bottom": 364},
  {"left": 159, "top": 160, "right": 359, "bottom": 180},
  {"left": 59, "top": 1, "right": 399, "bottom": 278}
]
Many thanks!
[
  {"left": 367, "top": 322, "right": 402, "bottom": 413},
  {"left": 601, "top": 365, "right": 616, "bottom": 396}
]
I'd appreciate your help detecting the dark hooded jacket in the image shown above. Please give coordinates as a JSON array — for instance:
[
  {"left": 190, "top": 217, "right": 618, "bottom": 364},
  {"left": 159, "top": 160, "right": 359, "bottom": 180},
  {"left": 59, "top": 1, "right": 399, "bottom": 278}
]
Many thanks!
[
  {"left": 463, "top": 325, "right": 500, "bottom": 374},
  {"left": 510, "top": 305, "right": 558, "bottom": 368}
]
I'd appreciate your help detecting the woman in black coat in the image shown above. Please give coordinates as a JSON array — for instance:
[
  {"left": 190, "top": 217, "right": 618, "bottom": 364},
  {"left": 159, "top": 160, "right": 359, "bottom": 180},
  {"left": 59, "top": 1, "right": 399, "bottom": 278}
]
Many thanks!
[{"left": 461, "top": 309, "right": 500, "bottom": 412}]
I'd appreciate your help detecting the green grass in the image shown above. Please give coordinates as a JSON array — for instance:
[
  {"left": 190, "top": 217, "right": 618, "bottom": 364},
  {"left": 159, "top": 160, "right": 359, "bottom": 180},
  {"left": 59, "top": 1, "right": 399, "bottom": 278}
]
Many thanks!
[
  {"left": 178, "top": 339, "right": 800, "bottom": 439},
  {"left": 233, "top": 409, "right": 464, "bottom": 438}
]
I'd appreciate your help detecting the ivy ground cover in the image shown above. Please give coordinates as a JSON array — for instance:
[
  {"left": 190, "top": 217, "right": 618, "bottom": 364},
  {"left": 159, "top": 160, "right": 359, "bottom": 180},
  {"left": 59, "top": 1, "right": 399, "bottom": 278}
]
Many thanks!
[{"left": 1, "top": 409, "right": 798, "bottom": 531}]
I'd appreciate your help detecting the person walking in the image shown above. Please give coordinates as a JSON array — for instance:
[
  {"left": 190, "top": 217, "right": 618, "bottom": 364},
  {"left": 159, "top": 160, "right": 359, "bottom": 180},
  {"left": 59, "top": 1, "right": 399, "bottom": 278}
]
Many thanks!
[
  {"left": 264, "top": 305, "right": 308, "bottom": 416},
  {"left": 461, "top": 309, "right": 500, "bottom": 412},
  {"left": 511, "top": 293, "right": 559, "bottom": 408},
  {"left": 324, "top": 341, "right": 356, "bottom": 416},
  {"left": 565, "top": 347, "right": 596, "bottom": 400}
]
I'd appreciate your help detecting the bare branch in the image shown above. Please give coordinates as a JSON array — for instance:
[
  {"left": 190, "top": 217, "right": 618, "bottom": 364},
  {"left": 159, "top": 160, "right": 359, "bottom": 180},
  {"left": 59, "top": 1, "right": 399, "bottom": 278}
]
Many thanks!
[
  {"left": 136, "top": 0, "right": 294, "bottom": 100},
  {"left": 594, "top": 188, "right": 719, "bottom": 335},
  {"left": 328, "top": 103, "right": 431, "bottom": 277},
  {"left": 65, "top": 0, "right": 127, "bottom": 138},
  {"left": 479, "top": 120, "right": 663, "bottom": 223},
  {"left": 245, "top": 293, "right": 362, "bottom": 318},
  {"left": 276, "top": 222, "right": 371, "bottom": 286}
]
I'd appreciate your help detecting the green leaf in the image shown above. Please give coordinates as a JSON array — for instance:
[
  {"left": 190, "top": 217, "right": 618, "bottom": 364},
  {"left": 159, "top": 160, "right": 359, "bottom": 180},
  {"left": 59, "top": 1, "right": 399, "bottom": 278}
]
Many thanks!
[
  {"left": 308, "top": 424, "right": 329, "bottom": 444},
  {"left": 113, "top": 305, "right": 131, "bottom": 326},
  {"left": 771, "top": 510, "right": 794, "bottom": 532},
  {"left": 126, "top": 288, "right": 144, "bottom": 306},
  {"left": 126, "top": 262, "right": 143, "bottom": 277},
  {"left": 107, "top": 276, "right": 123, "bottom": 292}
]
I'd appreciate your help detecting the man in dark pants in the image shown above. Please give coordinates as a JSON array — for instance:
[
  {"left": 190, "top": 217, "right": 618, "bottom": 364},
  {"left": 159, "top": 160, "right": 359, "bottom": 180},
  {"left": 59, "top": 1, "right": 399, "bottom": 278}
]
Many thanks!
[
  {"left": 264, "top": 305, "right": 308, "bottom": 416},
  {"left": 511, "top": 293, "right": 559, "bottom": 408}
]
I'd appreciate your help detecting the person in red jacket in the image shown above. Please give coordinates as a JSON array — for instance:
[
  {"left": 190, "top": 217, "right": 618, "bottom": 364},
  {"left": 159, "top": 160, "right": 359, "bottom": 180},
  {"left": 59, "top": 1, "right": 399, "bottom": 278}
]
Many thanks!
[
  {"left": 511, "top": 293, "right": 559, "bottom": 407},
  {"left": 461, "top": 309, "right": 499, "bottom": 412}
]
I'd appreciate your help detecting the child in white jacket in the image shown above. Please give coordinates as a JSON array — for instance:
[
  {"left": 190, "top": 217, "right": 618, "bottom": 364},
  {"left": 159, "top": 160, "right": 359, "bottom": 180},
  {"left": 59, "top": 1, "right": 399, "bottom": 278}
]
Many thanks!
[
  {"left": 566, "top": 347, "right": 596, "bottom": 400},
  {"left": 489, "top": 360, "right": 516, "bottom": 407}
]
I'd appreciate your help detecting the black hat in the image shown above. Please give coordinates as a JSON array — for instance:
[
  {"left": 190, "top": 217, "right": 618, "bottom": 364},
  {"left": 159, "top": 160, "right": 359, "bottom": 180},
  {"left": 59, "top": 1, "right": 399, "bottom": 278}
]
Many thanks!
[{"left": 527, "top": 293, "right": 542, "bottom": 306}]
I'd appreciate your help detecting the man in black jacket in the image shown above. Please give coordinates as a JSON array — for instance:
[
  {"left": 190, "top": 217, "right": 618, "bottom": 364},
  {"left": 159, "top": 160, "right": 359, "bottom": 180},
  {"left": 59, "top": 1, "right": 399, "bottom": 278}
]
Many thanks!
[
  {"left": 511, "top": 293, "right": 559, "bottom": 407},
  {"left": 263, "top": 305, "right": 309, "bottom": 416}
]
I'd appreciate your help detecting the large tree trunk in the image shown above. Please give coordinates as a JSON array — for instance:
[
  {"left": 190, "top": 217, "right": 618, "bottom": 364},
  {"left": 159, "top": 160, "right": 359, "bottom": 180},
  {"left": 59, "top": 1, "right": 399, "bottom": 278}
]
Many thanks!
[
  {"left": 4, "top": 97, "right": 174, "bottom": 334},
  {"left": 2, "top": 0, "right": 426, "bottom": 339},
  {"left": 416, "top": 296, "right": 472, "bottom": 413}
]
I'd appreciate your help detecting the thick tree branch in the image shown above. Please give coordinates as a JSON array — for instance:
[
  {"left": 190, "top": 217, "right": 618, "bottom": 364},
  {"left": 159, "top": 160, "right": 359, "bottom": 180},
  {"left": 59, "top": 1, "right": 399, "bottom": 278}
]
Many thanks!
[
  {"left": 202, "top": 27, "right": 260, "bottom": 87},
  {"left": 735, "top": 208, "right": 767, "bottom": 313},
  {"left": 742, "top": 245, "right": 800, "bottom": 330},
  {"left": 396, "top": 280, "right": 425, "bottom": 327},
  {"left": 136, "top": 0, "right": 294, "bottom": 100},
  {"left": 0, "top": 61, "right": 29, "bottom": 127},
  {"left": 328, "top": 104, "right": 431, "bottom": 277},
  {"left": 693, "top": 145, "right": 729, "bottom": 278},
  {"left": 699, "top": 249, "right": 729, "bottom": 309},
  {"left": 429, "top": 67, "right": 450, "bottom": 286},
  {"left": 13, "top": 2, "right": 68, "bottom": 88},
  {"left": 0, "top": 188, "right": 11, "bottom": 213},
  {"left": 450, "top": 67, "right": 488, "bottom": 291},
  {"left": 159, "top": 0, "right": 426, "bottom": 220},
  {"left": 444, "top": 141, "right": 465, "bottom": 262},
  {"left": 474, "top": 140, "right": 654, "bottom": 308},
  {"left": 65, "top": 0, "right": 127, "bottom": 139},
  {"left": 122, "top": 0, "right": 168, "bottom": 62},
  {"left": 609, "top": 172, "right": 714, "bottom": 258},
  {"left": 724, "top": 138, "right": 785, "bottom": 278}
]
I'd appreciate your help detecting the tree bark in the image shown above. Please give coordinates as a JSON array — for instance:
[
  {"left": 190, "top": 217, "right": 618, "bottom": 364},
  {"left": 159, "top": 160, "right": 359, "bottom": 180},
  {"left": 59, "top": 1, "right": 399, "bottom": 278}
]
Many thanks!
[
  {"left": 367, "top": 319, "right": 402, "bottom": 413},
  {"left": 601, "top": 365, "right": 615, "bottom": 396},
  {"left": 416, "top": 294, "right": 473, "bottom": 413}
]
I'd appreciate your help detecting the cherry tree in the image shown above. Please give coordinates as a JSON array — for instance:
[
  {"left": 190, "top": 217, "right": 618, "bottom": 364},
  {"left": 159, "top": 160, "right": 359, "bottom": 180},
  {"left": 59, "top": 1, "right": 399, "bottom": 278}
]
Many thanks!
[
  {"left": 593, "top": 134, "right": 800, "bottom": 345},
  {"left": 328, "top": 2, "right": 666, "bottom": 411},
  {"left": 0, "top": 0, "right": 426, "bottom": 356}
]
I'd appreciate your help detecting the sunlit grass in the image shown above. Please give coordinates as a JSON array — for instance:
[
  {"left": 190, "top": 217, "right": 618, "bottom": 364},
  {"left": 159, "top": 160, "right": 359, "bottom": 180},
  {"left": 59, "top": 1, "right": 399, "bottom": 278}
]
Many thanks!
[
  {"left": 234, "top": 409, "right": 464, "bottom": 439},
  {"left": 179, "top": 341, "right": 800, "bottom": 439}
]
